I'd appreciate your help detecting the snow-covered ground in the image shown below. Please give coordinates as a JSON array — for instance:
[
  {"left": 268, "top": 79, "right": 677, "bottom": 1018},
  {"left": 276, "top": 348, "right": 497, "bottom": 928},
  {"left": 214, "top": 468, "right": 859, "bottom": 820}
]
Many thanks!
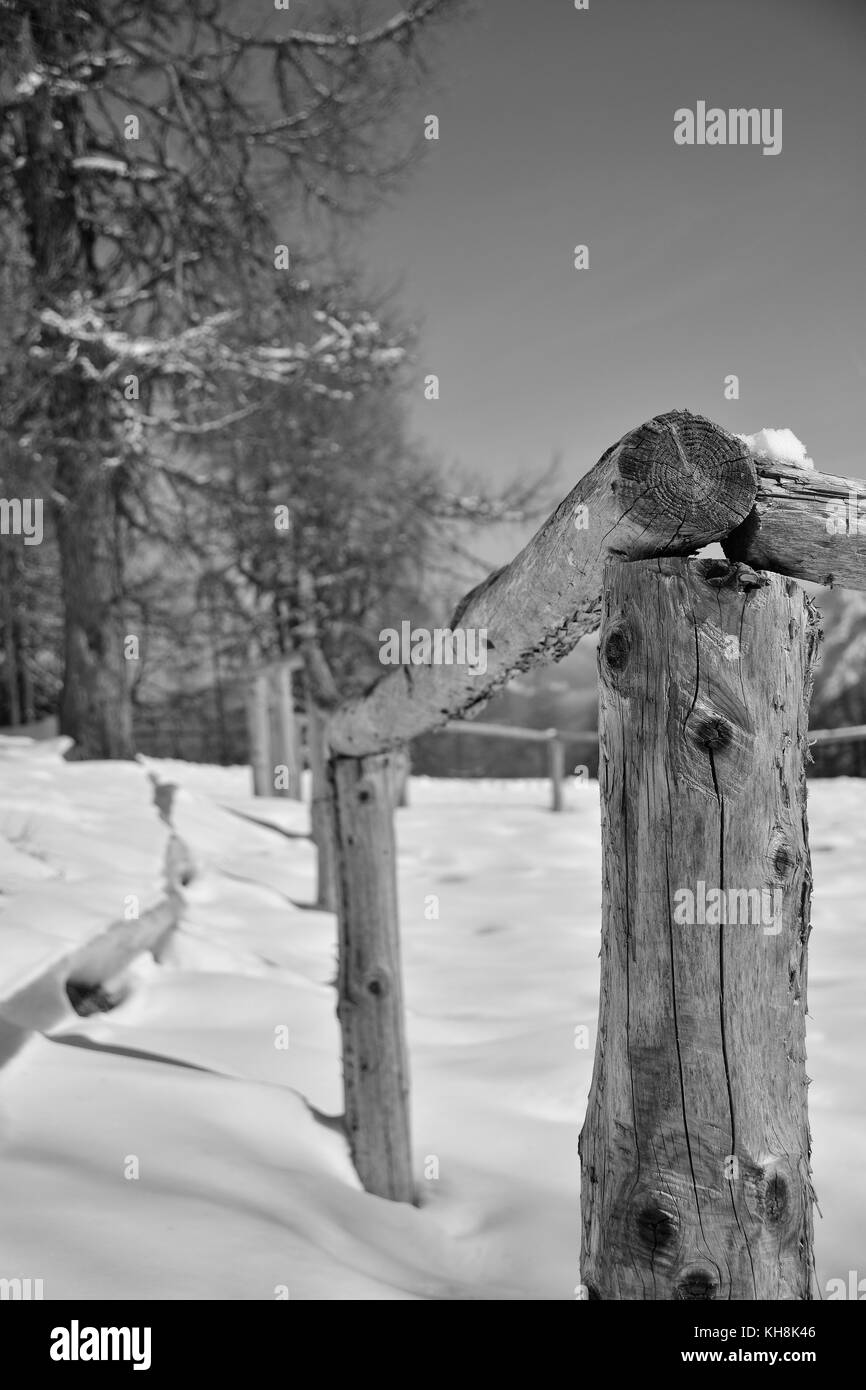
[{"left": 0, "top": 738, "right": 864, "bottom": 1300}]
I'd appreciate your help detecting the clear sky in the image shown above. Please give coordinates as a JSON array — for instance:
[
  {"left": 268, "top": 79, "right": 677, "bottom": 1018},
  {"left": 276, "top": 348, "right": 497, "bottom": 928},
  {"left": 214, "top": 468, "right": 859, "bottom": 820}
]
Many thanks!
[{"left": 357, "top": 0, "right": 865, "bottom": 513}]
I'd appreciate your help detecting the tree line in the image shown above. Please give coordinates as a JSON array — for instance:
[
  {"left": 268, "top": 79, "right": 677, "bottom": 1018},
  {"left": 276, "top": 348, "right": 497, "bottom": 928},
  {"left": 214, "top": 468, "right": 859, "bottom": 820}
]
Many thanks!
[{"left": 0, "top": 0, "right": 543, "bottom": 760}]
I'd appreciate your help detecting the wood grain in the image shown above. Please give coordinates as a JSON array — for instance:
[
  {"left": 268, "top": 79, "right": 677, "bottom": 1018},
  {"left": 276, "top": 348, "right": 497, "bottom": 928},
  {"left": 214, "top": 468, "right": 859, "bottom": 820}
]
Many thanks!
[{"left": 580, "top": 557, "right": 819, "bottom": 1300}]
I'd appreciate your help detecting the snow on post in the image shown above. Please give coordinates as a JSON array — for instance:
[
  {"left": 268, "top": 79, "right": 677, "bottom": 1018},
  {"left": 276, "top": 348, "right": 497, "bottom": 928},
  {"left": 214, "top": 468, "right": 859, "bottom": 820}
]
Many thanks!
[{"left": 726, "top": 426, "right": 866, "bottom": 590}]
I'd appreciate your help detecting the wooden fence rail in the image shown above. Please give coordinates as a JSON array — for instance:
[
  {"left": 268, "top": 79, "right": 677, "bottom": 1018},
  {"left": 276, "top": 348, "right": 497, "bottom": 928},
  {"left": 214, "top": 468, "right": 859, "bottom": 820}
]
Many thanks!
[
  {"left": 808, "top": 724, "right": 866, "bottom": 745},
  {"left": 443, "top": 718, "right": 598, "bottom": 811},
  {"left": 725, "top": 461, "right": 866, "bottom": 590},
  {"left": 329, "top": 412, "right": 757, "bottom": 757},
  {"left": 444, "top": 717, "right": 866, "bottom": 758},
  {"left": 313, "top": 408, "right": 866, "bottom": 1299}
]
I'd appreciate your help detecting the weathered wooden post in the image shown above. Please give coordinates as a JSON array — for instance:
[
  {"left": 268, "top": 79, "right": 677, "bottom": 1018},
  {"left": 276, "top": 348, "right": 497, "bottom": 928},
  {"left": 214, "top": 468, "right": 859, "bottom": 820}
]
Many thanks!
[
  {"left": 246, "top": 668, "right": 271, "bottom": 798},
  {"left": 330, "top": 747, "right": 414, "bottom": 1201},
  {"left": 580, "top": 557, "right": 820, "bottom": 1299},
  {"left": 547, "top": 733, "right": 565, "bottom": 812}
]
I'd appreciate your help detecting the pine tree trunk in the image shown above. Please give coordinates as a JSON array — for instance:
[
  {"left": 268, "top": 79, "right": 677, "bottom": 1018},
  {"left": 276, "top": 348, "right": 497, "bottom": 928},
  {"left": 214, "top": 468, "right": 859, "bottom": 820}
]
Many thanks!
[
  {"left": 11, "top": 6, "right": 136, "bottom": 760},
  {"left": 580, "top": 557, "right": 819, "bottom": 1300}
]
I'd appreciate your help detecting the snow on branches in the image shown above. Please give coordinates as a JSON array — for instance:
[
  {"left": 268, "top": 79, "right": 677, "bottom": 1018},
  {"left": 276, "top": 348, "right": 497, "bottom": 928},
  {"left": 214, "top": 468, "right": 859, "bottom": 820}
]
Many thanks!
[{"left": 33, "top": 297, "right": 406, "bottom": 405}]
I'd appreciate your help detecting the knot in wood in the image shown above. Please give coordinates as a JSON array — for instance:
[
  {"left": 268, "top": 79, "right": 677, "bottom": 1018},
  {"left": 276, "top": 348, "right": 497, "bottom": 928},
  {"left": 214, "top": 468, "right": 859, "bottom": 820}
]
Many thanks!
[
  {"left": 691, "top": 712, "right": 734, "bottom": 753},
  {"left": 600, "top": 623, "right": 631, "bottom": 677},
  {"left": 757, "top": 1170, "right": 789, "bottom": 1229},
  {"left": 674, "top": 1268, "right": 719, "bottom": 1300},
  {"left": 635, "top": 1198, "right": 679, "bottom": 1255},
  {"left": 364, "top": 968, "right": 390, "bottom": 999}
]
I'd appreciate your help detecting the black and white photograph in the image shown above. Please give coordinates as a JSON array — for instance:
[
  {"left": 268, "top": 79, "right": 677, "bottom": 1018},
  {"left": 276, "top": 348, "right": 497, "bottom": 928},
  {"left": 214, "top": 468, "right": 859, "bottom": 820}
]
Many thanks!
[{"left": 0, "top": 0, "right": 864, "bottom": 1349}]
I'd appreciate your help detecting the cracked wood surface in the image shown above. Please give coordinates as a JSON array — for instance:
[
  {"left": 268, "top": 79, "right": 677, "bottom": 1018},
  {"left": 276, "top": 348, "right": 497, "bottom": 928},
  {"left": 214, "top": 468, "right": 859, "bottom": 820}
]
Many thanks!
[
  {"left": 329, "top": 411, "right": 757, "bottom": 758},
  {"left": 579, "top": 557, "right": 819, "bottom": 1300}
]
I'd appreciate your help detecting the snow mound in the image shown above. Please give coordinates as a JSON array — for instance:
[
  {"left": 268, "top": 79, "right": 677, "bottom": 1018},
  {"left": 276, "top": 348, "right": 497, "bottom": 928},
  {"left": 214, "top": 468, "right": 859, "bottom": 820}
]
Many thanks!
[
  {"left": 0, "top": 737, "right": 178, "bottom": 1013},
  {"left": 0, "top": 744, "right": 864, "bottom": 1298},
  {"left": 738, "top": 427, "right": 815, "bottom": 470}
]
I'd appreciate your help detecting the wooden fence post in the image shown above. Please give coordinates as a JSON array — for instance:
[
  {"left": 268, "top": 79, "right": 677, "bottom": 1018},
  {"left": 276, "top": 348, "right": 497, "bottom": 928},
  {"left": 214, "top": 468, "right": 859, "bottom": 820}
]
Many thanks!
[
  {"left": 386, "top": 744, "right": 411, "bottom": 810},
  {"left": 330, "top": 749, "right": 414, "bottom": 1202},
  {"left": 580, "top": 557, "right": 820, "bottom": 1299},
  {"left": 273, "top": 660, "right": 302, "bottom": 800},
  {"left": 547, "top": 733, "right": 565, "bottom": 812},
  {"left": 246, "top": 669, "right": 271, "bottom": 798},
  {"left": 306, "top": 697, "right": 337, "bottom": 912},
  {"left": 296, "top": 568, "right": 340, "bottom": 909}
]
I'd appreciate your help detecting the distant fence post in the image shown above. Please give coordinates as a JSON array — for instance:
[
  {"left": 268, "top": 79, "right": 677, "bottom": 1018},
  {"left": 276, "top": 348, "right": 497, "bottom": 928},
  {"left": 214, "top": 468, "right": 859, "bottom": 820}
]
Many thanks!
[
  {"left": 387, "top": 744, "right": 411, "bottom": 809},
  {"left": 547, "top": 733, "right": 565, "bottom": 812},
  {"left": 296, "top": 567, "right": 340, "bottom": 908},
  {"left": 306, "top": 695, "right": 337, "bottom": 912},
  {"left": 272, "top": 660, "right": 302, "bottom": 800},
  {"left": 330, "top": 748, "right": 414, "bottom": 1202},
  {"left": 580, "top": 557, "right": 819, "bottom": 1299},
  {"left": 246, "top": 669, "right": 271, "bottom": 797}
]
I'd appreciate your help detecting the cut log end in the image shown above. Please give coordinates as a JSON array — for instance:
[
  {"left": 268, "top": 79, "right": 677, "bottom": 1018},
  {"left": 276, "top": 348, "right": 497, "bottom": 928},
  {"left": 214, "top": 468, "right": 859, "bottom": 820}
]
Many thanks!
[{"left": 617, "top": 410, "right": 757, "bottom": 553}]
